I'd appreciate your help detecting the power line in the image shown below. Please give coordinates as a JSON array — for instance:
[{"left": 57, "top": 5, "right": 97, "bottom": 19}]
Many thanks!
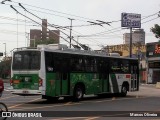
[
  {"left": 3, "top": 1, "right": 158, "bottom": 32},
  {"left": 10, "top": 0, "right": 115, "bottom": 23},
  {"left": 0, "top": 15, "right": 33, "bottom": 23},
  {"left": 142, "top": 16, "right": 160, "bottom": 24},
  {"left": 0, "top": 29, "right": 25, "bottom": 35},
  {"left": 77, "top": 12, "right": 160, "bottom": 37},
  {"left": 10, "top": 5, "right": 72, "bottom": 46},
  {"left": 0, "top": 22, "right": 37, "bottom": 27},
  {"left": 2, "top": 1, "right": 121, "bottom": 28},
  {"left": 19, "top": 3, "right": 95, "bottom": 50},
  {"left": 2, "top": 0, "right": 160, "bottom": 50},
  {"left": 141, "top": 12, "right": 159, "bottom": 20}
]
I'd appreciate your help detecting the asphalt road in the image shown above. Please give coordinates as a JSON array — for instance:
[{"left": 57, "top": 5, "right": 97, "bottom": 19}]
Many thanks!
[{"left": 0, "top": 83, "right": 160, "bottom": 120}]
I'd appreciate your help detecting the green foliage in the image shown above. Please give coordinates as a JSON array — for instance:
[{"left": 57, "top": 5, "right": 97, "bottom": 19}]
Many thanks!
[
  {"left": 0, "top": 57, "right": 11, "bottom": 78},
  {"left": 151, "top": 24, "right": 160, "bottom": 39}
]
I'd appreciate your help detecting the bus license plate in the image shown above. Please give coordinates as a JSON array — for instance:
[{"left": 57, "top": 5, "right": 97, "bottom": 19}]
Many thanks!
[{"left": 23, "top": 91, "right": 28, "bottom": 94}]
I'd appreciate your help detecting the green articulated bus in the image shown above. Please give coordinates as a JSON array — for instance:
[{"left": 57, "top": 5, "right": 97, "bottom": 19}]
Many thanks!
[{"left": 10, "top": 44, "right": 139, "bottom": 101}]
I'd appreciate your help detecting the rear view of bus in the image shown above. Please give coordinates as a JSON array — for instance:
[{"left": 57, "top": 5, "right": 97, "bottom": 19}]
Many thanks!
[{"left": 10, "top": 49, "right": 43, "bottom": 96}]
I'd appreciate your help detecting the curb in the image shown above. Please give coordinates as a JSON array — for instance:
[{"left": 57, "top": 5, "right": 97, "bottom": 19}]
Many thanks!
[{"left": 156, "top": 82, "right": 160, "bottom": 89}]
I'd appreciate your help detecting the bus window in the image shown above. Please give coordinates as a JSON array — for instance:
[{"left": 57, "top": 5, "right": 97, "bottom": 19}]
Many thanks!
[
  {"left": 110, "top": 59, "right": 121, "bottom": 73},
  {"left": 45, "top": 52, "right": 54, "bottom": 72},
  {"left": 13, "top": 51, "right": 40, "bottom": 70},
  {"left": 121, "top": 60, "right": 129, "bottom": 73},
  {"left": 70, "top": 56, "right": 84, "bottom": 72}
]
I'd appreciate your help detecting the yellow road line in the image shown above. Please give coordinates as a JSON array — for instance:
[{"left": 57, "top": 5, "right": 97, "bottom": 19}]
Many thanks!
[
  {"left": 8, "top": 97, "right": 41, "bottom": 109},
  {"left": 0, "top": 95, "right": 18, "bottom": 100},
  {"left": 64, "top": 102, "right": 72, "bottom": 105},
  {"left": 50, "top": 117, "right": 89, "bottom": 120},
  {"left": 10, "top": 102, "right": 82, "bottom": 111},
  {"left": 85, "top": 117, "right": 99, "bottom": 120},
  {"left": 8, "top": 96, "right": 148, "bottom": 111},
  {"left": 94, "top": 96, "right": 147, "bottom": 103},
  {"left": 48, "top": 116, "right": 99, "bottom": 120}
]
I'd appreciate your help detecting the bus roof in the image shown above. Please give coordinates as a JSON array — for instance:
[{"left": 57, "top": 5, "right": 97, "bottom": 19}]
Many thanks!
[{"left": 13, "top": 44, "right": 138, "bottom": 60}]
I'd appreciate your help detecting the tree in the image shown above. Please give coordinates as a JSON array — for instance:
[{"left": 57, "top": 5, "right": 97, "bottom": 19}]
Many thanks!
[
  {"left": 151, "top": 24, "right": 160, "bottom": 39},
  {"left": 0, "top": 57, "right": 11, "bottom": 78}
]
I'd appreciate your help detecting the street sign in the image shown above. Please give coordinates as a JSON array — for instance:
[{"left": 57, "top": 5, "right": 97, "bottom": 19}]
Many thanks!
[{"left": 121, "top": 13, "right": 141, "bottom": 28}]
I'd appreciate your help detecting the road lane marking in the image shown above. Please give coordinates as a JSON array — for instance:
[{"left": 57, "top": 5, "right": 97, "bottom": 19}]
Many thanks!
[
  {"left": 9, "top": 95, "right": 145, "bottom": 110},
  {"left": 85, "top": 117, "right": 99, "bottom": 120},
  {"left": 8, "top": 96, "right": 149, "bottom": 111},
  {"left": 8, "top": 97, "right": 41, "bottom": 109},
  {"left": 50, "top": 117, "right": 90, "bottom": 120},
  {"left": 112, "top": 97, "right": 116, "bottom": 100},
  {"left": 64, "top": 102, "right": 72, "bottom": 105},
  {"left": 10, "top": 102, "right": 82, "bottom": 111},
  {"left": 0, "top": 95, "right": 18, "bottom": 100},
  {"left": 94, "top": 96, "right": 147, "bottom": 103}
]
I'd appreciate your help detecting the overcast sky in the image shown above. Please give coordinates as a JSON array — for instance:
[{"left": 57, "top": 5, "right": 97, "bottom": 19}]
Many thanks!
[{"left": 0, "top": 0, "right": 160, "bottom": 57}]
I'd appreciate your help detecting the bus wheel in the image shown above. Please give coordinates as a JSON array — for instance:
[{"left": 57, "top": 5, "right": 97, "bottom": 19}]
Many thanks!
[
  {"left": 73, "top": 85, "right": 84, "bottom": 101},
  {"left": 121, "top": 85, "right": 127, "bottom": 97}
]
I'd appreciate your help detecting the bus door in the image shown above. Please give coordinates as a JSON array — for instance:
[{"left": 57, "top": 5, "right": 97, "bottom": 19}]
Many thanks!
[
  {"left": 55, "top": 58, "right": 70, "bottom": 96},
  {"left": 61, "top": 71, "right": 70, "bottom": 95},
  {"left": 99, "top": 60, "right": 109, "bottom": 93},
  {"left": 101, "top": 73, "right": 109, "bottom": 93},
  {"left": 131, "top": 65, "right": 139, "bottom": 91}
]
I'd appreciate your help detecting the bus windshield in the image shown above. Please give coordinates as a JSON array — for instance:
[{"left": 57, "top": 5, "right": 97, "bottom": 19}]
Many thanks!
[{"left": 12, "top": 51, "right": 41, "bottom": 70}]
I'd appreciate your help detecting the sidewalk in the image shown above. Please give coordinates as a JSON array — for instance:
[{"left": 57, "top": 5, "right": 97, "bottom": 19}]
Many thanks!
[{"left": 140, "top": 83, "right": 157, "bottom": 88}]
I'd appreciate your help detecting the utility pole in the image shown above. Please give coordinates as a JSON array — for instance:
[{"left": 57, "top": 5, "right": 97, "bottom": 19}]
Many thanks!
[
  {"left": 25, "top": 32, "right": 30, "bottom": 47},
  {"left": 68, "top": 18, "right": 74, "bottom": 48},
  {"left": 3, "top": 43, "right": 6, "bottom": 60},
  {"left": 129, "top": 27, "right": 132, "bottom": 58}
]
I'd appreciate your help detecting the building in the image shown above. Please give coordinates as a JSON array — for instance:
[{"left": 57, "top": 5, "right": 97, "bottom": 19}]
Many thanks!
[
  {"left": 146, "top": 42, "right": 160, "bottom": 83},
  {"left": 123, "top": 29, "right": 145, "bottom": 45},
  {"left": 105, "top": 43, "right": 146, "bottom": 58},
  {"left": 30, "top": 19, "right": 60, "bottom": 47},
  {"left": 103, "top": 43, "right": 147, "bottom": 83}
]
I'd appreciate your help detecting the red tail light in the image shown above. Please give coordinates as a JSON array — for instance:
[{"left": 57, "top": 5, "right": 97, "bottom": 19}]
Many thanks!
[
  {"left": 10, "top": 79, "right": 13, "bottom": 86},
  {"left": 39, "top": 78, "right": 43, "bottom": 87}
]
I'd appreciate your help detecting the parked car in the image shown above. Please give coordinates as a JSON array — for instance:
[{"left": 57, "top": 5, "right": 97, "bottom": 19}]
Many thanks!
[{"left": 0, "top": 78, "right": 4, "bottom": 97}]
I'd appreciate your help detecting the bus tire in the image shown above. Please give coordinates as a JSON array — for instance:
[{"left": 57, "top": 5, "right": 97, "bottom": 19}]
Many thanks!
[
  {"left": 73, "top": 85, "right": 84, "bottom": 102},
  {"left": 121, "top": 85, "right": 127, "bottom": 97}
]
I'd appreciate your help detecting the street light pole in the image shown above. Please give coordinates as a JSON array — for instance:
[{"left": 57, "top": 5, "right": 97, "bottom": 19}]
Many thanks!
[
  {"left": 68, "top": 18, "right": 74, "bottom": 48},
  {"left": 3, "top": 43, "right": 6, "bottom": 59},
  {"left": 129, "top": 27, "right": 132, "bottom": 58}
]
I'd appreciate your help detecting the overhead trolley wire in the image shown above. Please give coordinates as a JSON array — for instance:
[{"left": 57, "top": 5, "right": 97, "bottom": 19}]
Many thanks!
[{"left": 18, "top": 3, "right": 93, "bottom": 50}]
